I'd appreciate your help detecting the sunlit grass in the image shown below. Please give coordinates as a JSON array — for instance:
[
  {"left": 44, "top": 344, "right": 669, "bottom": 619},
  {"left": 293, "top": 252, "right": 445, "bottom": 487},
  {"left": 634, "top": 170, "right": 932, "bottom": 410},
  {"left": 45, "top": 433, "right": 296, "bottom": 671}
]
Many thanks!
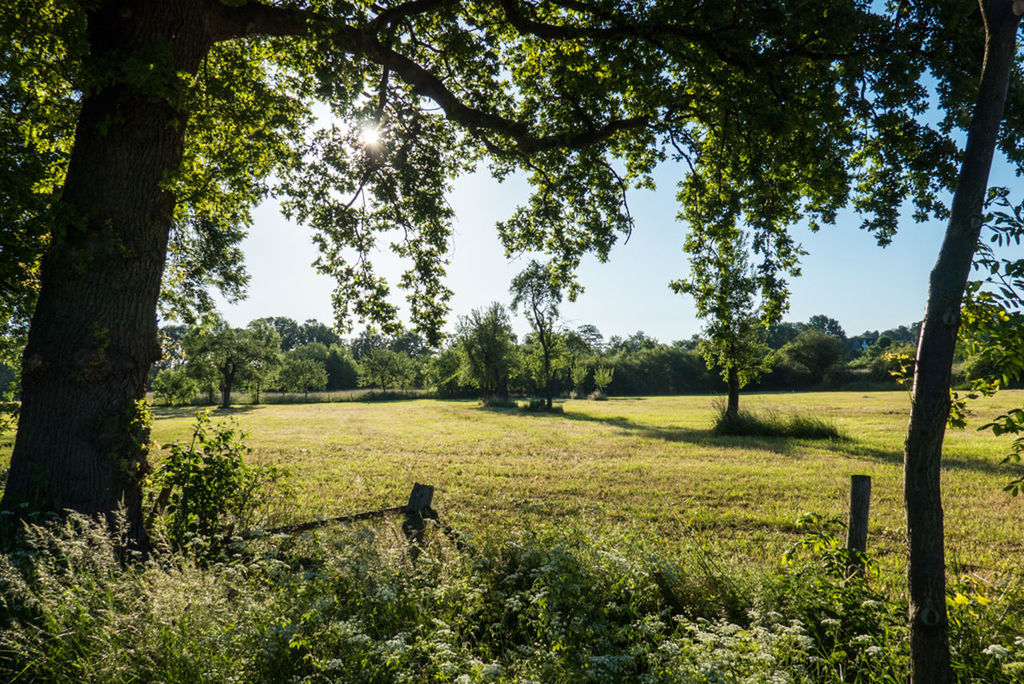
[{"left": 139, "top": 390, "right": 1024, "bottom": 599}]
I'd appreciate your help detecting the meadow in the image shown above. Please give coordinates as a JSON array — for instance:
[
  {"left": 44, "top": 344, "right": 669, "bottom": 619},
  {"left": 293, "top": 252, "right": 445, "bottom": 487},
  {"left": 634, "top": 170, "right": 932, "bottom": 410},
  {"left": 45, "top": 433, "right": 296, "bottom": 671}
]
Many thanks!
[
  {"left": 3, "top": 390, "right": 1024, "bottom": 681},
  {"left": 148, "top": 389, "right": 1024, "bottom": 595}
]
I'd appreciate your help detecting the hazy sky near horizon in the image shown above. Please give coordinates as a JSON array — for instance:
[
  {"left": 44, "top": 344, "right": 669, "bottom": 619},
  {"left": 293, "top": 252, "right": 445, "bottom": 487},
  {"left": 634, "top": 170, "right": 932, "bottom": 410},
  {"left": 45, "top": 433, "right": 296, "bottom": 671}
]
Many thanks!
[{"left": 213, "top": 160, "right": 990, "bottom": 344}]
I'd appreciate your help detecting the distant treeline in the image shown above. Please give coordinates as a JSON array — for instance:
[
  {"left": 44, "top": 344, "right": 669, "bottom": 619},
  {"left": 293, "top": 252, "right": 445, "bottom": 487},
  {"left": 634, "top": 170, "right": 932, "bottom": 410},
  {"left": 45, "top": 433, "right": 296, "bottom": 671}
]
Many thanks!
[
  {"left": 109, "top": 311, "right": 1009, "bottom": 407},
  {"left": 0, "top": 312, "right": 1006, "bottom": 409}
]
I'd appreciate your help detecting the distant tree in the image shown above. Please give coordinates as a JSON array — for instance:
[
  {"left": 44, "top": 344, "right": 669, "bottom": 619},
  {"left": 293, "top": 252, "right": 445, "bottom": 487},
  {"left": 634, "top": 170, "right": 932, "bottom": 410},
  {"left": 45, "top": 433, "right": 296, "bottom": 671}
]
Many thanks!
[
  {"left": 427, "top": 346, "right": 470, "bottom": 397},
  {"left": 570, "top": 361, "right": 590, "bottom": 397},
  {"left": 325, "top": 345, "right": 359, "bottom": 391},
  {"left": 280, "top": 357, "right": 327, "bottom": 400},
  {"left": 673, "top": 231, "right": 776, "bottom": 419},
  {"left": 807, "top": 314, "right": 846, "bottom": 340},
  {"left": 349, "top": 329, "right": 387, "bottom": 361},
  {"left": 456, "top": 303, "right": 516, "bottom": 400},
  {"left": 778, "top": 329, "right": 845, "bottom": 385},
  {"left": 609, "top": 331, "right": 659, "bottom": 353},
  {"left": 291, "top": 342, "right": 329, "bottom": 365},
  {"left": 673, "top": 335, "right": 703, "bottom": 351},
  {"left": 511, "top": 261, "right": 565, "bottom": 409},
  {"left": 359, "top": 348, "right": 414, "bottom": 390},
  {"left": 298, "top": 319, "right": 340, "bottom": 347},
  {"left": 593, "top": 366, "right": 614, "bottom": 394},
  {"left": 576, "top": 324, "right": 604, "bottom": 351},
  {"left": 182, "top": 319, "right": 243, "bottom": 408},
  {"left": 151, "top": 369, "right": 197, "bottom": 406},
  {"left": 253, "top": 317, "right": 302, "bottom": 351},
  {"left": 764, "top": 322, "right": 807, "bottom": 350},
  {"left": 183, "top": 317, "right": 281, "bottom": 407},
  {"left": 390, "top": 328, "right": 429, "bottom": 359},
  {"left": 242, "top": 320, "right": 282, "bottom": 404}
]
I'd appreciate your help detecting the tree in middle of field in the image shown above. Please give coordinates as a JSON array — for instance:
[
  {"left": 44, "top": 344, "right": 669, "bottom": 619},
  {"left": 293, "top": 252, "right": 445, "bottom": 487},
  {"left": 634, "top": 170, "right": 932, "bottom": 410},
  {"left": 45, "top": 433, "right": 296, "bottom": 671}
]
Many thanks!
[
  {"left": 673, "top": 230, "right": 774, "bottom": 419},
  {"left": 511, "top": 261, "right": 566, "bottom": 410}
]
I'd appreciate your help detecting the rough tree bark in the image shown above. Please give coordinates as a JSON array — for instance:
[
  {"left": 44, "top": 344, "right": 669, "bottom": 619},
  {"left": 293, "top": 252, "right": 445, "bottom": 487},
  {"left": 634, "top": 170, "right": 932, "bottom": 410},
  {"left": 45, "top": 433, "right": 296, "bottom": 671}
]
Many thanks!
[
  {"left": 1, "top": 2, "right": 215, "bottom": 544},
  {"left": 905, "top": 2, "right": 1021, "bottom": 681},
  {"left": 726, "top": 366, "right": 740, "bottom": 418},
  {"left": 0, "top": 0, "right": 304, "bottom": 545}
]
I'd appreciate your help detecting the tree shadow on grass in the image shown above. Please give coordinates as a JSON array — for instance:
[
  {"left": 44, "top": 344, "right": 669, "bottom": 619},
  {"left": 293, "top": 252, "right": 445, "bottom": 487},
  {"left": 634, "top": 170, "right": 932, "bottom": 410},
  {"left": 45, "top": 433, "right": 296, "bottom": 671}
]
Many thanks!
[
  {"left": 516, "top": 408, "right": 821, "bottom": 455},
  {"left": 150, "top": 405, "right": 262, "bottom": 420},
  {"left": 844, "top": 441, "right": 1024, "bottom": 478}
]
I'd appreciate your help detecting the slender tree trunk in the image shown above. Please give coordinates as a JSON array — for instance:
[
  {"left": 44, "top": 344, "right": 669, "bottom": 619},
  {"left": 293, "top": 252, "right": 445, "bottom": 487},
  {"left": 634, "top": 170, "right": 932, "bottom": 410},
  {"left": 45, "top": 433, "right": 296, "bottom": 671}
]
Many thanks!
[
  {"left": 220, "top": 360, "right": 236, "bottom": 409},
  {"left": 726, "top": 367, "right": 740, "bottom": 418},
  {"left": 905, "top": 4, "right": 1020, "bottom": 681},
  {"left": 544, "top": 348, "right": 553, "bottom": 410},
  {"left": 1, "top": 1, "right": 214, "bottom": 545}
]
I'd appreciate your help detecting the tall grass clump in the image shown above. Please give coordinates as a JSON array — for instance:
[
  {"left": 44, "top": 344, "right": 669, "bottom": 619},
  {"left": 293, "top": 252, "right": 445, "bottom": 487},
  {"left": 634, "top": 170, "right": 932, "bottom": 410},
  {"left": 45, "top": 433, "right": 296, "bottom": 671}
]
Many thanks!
[{"left": 712, "top": 403, "right": 845, "bottom": 440}]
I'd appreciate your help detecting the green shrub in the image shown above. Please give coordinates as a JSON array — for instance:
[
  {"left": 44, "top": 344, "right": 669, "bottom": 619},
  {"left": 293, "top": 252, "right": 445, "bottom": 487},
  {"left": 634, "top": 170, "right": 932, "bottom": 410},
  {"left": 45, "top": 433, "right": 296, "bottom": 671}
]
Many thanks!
[
  {"left": 481, "top": 395, "right": 516, "bottom": 409},
  {"left": 150, "top": 411, "right": 291, "bottom": 551},
  {"left": 519, "top": 397, "right": 564, "bottom": 413},
  {"left": 152, "top": 368, "right": 199, "bottom": 406},
  {"left": 1, "top": 518, "right": 1021, "bottom": 682}
]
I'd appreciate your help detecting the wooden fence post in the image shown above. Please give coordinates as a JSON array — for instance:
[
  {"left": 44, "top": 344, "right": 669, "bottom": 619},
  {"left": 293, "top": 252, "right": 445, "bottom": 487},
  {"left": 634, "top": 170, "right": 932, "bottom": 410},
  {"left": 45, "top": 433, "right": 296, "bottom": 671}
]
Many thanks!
[
  {"left": 846, "top": 474, "right": 871, "bottom": 576},
  {"left": 403, "top": 483, "right": 435, "bottom": 557}
]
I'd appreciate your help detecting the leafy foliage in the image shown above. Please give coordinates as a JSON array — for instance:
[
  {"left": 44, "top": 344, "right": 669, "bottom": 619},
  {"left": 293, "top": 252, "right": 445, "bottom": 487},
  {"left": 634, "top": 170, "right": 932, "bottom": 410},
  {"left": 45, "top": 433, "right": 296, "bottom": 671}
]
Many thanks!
[
  {"left": 279, "top": 357, "right": 328, "bottom": 398},
  {"left": 456, "top": 303, "right": 517, "bottom": 399},
  {"left": 674, "top": 231, "right": 773, "bottom": 410},
  {"left": 151, "top": 412, "right": 289, "bottom": 551},
  {"left": 151, "top": 368, "right": 198, "bottom": 406},
  {"left": 511, "top": 260, "right": 565, "bottom": 407}
]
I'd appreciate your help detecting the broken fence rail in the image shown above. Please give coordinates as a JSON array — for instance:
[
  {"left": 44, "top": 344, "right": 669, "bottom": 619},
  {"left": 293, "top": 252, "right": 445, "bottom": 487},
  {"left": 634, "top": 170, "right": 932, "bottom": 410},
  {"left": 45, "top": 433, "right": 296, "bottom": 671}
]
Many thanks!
[{"left": 239, "top": 483, "right": 464, "bottom": 550}]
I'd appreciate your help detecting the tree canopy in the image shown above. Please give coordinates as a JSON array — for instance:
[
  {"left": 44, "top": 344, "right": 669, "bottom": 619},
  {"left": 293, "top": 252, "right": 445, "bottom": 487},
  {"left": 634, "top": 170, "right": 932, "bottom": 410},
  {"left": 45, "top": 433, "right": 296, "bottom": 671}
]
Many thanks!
[{"left": 4, "top": 2, "right": 1024, "bottom": 679}]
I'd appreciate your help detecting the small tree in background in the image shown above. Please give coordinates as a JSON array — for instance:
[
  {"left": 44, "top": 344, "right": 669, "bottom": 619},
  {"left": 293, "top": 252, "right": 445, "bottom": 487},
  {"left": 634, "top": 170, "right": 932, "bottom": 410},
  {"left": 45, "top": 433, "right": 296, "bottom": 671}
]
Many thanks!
[
  {"left": 570, "top": 362, "right": 590, "bottom": 398},
  {"left": 242, "top": 319, "right": 283, "bottom": 404},
  {"left": 279, "top": 357, "right": 327, "bottom": 400},
  {"left": 151, "top": 369, "right": 198, "bottom": 406},
  {"left": 778, "top": 329, "right": 845, "bottom": 385},
  {"left": 673, "top": 231, "right": 775, "bottom": 420},
  {"left": 510, "top": 261, "right": 564, "bottom": 409},
  {"left": 456, "top": 303, "right": 516, "bottom": 400},
  {"left": 593, "top": 366, "right": 614, "bottom": 396},
  {"left": 325, "top": 344, "right": 360, "bottom": 390},
  {"left": 359, "top": 348, "right": 414, "bottom": 391}
]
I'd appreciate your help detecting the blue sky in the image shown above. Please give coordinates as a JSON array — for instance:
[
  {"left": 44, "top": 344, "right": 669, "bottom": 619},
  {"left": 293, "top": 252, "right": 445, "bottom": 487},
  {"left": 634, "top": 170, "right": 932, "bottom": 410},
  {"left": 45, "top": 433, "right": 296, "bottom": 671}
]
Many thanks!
[{"left": 214, "top": 159, "right": 963, "bottom": 343}]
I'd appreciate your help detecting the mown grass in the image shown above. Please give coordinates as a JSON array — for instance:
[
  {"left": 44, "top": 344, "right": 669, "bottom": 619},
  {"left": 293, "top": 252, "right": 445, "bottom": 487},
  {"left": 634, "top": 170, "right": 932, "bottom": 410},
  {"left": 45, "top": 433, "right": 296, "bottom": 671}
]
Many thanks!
[
  {"left": 2, "top": 390, "right": 1024, "bottom": 680},
  {"left": 139, "top": 390, "right": 1024, "bottom": 598}
]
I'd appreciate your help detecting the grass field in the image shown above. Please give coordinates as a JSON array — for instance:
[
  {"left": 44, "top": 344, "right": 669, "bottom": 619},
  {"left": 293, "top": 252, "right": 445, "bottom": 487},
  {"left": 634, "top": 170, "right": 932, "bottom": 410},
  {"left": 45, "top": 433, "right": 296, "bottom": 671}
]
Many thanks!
[
  {"left": 3, "top": 390, "right": 1024, "bottom": 680},
  {"left": 144, "top": 389, "right": 1024, "bottom": 598}
]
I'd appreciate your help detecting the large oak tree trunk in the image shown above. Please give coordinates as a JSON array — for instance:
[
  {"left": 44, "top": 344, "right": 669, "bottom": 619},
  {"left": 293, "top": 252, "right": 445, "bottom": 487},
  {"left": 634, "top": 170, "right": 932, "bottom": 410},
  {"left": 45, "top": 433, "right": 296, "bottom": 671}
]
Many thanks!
[
  {"left": 905, "top": 3, "right": 1020, "bottom": 681},
  {"left": 1, "top": 1, "right": 213, "bottom": 545}
]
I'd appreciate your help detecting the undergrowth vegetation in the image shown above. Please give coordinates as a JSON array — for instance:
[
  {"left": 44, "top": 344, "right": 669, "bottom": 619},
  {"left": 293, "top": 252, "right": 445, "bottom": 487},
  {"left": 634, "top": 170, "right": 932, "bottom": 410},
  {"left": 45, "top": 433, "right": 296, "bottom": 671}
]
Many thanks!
[
  {"left": 712, "top": 405, "right": 846, "bottom": 441},
  {"left": 0, "top": 512, "right": 1021, "bottom": 682},
  {"left": 2, "top": 397, "right": 1024, "bottom": 681}
]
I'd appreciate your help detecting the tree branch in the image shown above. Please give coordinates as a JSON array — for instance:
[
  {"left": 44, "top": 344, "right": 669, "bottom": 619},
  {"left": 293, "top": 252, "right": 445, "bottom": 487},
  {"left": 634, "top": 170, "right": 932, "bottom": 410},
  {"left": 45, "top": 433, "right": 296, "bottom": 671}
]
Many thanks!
[{"left": 206, "top": 1, "right": 652, "bottom": 153}]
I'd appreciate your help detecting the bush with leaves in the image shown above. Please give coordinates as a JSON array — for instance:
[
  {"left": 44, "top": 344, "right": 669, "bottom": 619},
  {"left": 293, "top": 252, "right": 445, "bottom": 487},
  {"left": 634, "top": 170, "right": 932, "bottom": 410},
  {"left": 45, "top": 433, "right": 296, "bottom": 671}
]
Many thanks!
[
  {"left": 150, "top": 411, "right": 290, "bottom": 550},
  {"left": 151, "top": 368, "right": 198, "bottom": 406}
]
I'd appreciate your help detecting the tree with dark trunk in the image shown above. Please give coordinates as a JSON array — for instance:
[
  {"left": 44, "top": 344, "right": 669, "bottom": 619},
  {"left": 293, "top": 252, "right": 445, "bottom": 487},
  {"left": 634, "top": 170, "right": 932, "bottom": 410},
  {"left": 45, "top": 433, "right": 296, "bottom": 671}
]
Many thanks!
[
  {"left": 673, "top": 230, "right": 773, "bottom": 420},
  {"left": 902, "top": 3, "right": 1022, "bottom": 679},
  {"left": 510, "top": 261, "right": 564, "bottom": 410},
  {"left": 456, "top": 304, "right": 516, "bottom": 400}
]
